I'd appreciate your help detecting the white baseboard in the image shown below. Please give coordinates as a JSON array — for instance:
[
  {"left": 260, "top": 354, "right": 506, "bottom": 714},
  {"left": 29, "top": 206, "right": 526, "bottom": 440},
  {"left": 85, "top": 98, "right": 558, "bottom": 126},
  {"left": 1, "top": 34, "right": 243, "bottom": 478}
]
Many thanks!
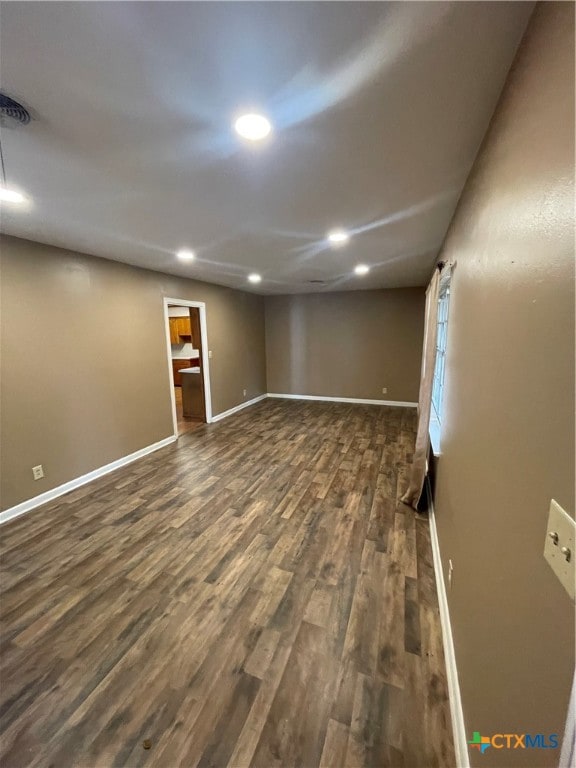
[
  {"left": 1, "top": 392, "right": 267, "bottom": 525},
  {"left": 427, "top": 480, "right": 469, "bottom": 768},
  {"left": 0, "top": 435, "right": 177, "bottom": 526},
  {"left": 210, "top": 394, "right": 267, "bottom": 423},
  {"left": 267, "top": 393, "right": 418, "bottom": 408}
]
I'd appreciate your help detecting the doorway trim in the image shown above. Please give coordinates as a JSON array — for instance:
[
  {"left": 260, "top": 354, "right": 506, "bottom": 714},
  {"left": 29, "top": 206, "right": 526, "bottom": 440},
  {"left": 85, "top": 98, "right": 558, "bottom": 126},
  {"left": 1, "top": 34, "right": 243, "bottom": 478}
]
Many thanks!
[{"left": 163, "top": 297, "right": 213, "bottom": 434}]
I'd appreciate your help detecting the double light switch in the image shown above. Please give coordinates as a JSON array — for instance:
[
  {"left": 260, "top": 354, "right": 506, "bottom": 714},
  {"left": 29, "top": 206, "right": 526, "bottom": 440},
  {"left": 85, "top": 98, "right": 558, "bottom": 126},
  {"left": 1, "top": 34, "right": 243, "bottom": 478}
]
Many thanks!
[{"left": 544, "top": 499, "right": 575, "bottom": 601}]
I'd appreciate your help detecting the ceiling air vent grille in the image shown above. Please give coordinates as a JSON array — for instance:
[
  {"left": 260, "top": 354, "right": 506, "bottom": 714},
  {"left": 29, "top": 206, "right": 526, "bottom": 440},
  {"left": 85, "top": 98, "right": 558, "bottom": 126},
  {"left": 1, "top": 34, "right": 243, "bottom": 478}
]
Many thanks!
[{"left": 0, "top": 94, "right": 31, "bottom": 126}]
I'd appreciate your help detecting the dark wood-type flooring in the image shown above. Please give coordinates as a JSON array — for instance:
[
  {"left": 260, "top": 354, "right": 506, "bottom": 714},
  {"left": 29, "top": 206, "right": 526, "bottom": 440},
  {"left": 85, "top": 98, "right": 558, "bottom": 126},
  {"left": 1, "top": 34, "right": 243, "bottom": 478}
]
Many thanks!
[{"left": 0, "top": 399, "right": 454, "bottom": 768}]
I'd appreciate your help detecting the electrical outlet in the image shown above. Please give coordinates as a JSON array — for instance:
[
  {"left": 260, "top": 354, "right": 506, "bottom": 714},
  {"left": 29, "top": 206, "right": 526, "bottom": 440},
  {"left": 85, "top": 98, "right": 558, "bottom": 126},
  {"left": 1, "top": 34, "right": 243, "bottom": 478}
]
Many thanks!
[
  {"left": 382, "top": 387, "right": 388, "bottom": 395},
  {"left": 208, "top": 350, "right": 213, "bottom": 358},
  {"left": 243, "top": 389, "right": 247, "bottom": 397},
  {"left": 32, "top": 465, "right": 44, "bottom": 481}
]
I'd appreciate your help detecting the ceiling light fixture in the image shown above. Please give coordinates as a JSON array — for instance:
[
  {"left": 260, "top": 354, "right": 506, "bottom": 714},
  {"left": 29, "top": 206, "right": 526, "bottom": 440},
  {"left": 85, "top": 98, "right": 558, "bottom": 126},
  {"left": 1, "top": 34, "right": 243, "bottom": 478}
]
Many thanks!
[
  {"left": 0, "top": 186, "right": 25, "bottom": 204},
  {"left": 176, "top": 249, "right": 195, "bottom": 261},
  {"left": 234, "top": 113, "right": 272, "bottom": 141},
  {"left": 327, "top": 229, "right": 350, "bottom": 246},
  {"left": 248, "top": 273, "right": 262, "bottom": 284},
  {"left": 354, "top": 264, "right": 370, "bottom": 276},
  {"left": 0, "top": 95, "right": 29, "bottom": 206},
  {"left": 0, "top": 132, "right": 26, "bottom": 205}
]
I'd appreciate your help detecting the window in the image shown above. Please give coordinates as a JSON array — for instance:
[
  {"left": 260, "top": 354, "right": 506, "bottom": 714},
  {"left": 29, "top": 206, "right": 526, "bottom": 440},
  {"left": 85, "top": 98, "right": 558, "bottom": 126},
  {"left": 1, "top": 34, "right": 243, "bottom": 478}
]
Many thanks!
[{"left": 430, "top": 275, "right": 451, "bottom": 453}]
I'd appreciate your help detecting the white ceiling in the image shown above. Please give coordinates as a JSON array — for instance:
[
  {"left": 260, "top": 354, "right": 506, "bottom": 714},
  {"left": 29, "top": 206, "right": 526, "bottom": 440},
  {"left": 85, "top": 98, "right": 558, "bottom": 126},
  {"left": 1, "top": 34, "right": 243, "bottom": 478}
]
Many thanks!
[{"left": 0, "top": 1, "right": 533, "bottom": 294}]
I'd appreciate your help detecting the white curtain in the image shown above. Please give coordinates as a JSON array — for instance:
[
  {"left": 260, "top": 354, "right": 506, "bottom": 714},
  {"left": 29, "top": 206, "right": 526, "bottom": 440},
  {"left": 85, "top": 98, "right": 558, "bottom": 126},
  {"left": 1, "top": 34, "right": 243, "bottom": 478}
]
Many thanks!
[{"left": 400, "top": 267, "right": 442, "bottom": 509}]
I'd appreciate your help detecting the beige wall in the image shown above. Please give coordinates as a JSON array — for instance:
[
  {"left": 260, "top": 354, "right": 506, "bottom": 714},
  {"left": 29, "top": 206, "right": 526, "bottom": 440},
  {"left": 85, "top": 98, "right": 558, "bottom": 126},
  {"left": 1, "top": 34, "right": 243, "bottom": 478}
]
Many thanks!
[
  {"left": 0, "top": 235, "right": 267, "bottom": 511},
  {"left": 265, "top": 289, "right": 425, "bottom": 403},
  {"left": 431, "top": 3, "right": 575, "bottom": 765}
]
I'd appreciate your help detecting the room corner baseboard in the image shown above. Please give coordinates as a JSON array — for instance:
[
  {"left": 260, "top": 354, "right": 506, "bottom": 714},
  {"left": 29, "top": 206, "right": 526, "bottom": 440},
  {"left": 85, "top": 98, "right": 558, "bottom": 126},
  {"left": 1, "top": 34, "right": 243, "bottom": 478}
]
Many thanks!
[
  {"left": 0, "top": 435, "right": 177, "bottom": 526},
  {"left": 426, "top": 480, "right": 469, "bottom": 768},
  {"left": 266, "top": 393, "right": 418, "bottom": 408},
  {"left": 210, "top": 394, "right": 267, "bottom": 423}
]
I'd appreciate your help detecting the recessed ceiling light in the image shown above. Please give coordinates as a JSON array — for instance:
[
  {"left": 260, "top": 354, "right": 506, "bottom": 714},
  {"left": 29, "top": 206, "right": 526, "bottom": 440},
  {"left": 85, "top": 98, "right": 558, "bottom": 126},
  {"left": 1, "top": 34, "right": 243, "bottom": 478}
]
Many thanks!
[
  {"left": 0, "top": 187, "right": 25, "bottom": 204},
  {"left": 354, "top": 264, "right": 370, "bottom": 276},
  {"left": 176, "top": 249, "right": 195, "bottom": 261},
  {"left": 327, "top": 229, "right": 350, "bottom": 245},
  {"left": 248, "top": 273, "right": 262, "bottom": 284},
  {"left": 234, "top": 113, "right": 272, "bottom": 141}
]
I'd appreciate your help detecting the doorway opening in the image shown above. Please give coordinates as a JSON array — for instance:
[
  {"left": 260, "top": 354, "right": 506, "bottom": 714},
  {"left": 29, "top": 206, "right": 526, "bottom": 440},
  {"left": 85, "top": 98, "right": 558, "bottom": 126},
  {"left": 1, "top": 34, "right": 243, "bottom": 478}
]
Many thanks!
[{"left": 163, "top": 298, "right": 212, "bottom": 437}]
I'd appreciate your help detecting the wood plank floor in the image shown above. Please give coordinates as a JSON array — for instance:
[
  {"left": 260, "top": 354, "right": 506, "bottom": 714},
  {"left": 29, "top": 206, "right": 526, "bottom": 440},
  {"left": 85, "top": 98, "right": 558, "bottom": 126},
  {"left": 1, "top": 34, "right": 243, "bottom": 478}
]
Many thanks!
[{"left": 0, "top": 399, "right": 454, "bottom": 768}]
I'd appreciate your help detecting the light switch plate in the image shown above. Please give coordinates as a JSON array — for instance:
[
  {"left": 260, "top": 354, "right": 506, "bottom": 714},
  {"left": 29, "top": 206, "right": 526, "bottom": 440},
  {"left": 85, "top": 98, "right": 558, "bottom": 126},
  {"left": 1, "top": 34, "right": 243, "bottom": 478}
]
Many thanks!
[{"left": 544, "top": 499, "right": 575, "bottom": 601}]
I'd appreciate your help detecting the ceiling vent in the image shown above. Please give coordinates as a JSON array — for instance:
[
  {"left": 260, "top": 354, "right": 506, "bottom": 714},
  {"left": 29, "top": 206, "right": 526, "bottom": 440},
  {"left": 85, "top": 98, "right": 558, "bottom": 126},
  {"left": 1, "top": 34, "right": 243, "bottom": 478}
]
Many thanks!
[
  {"left": 0, "top": 94, "right": 31, "bottom": 126},
  {"left": 308, "top": 279, "right": 326, "bottom": 285}
]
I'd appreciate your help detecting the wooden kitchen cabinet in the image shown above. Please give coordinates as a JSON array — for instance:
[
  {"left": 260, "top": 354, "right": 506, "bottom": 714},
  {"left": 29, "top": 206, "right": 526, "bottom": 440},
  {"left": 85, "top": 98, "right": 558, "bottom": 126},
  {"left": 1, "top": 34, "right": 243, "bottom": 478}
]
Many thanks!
[
  {"left": 172, "top": 359, "right": 192, "bottom": 386},
  {"left": 169, "top": 317, "right": 192, "bottom": 344},
  {"left": 181, "top": 370, "right": 206, "bottom": 420},
  {"left": 176, "top": 317, "right": 192, "bottom": 340},
  {"left": 169, "top": 318, "right": 180, "bottom": 344}
]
